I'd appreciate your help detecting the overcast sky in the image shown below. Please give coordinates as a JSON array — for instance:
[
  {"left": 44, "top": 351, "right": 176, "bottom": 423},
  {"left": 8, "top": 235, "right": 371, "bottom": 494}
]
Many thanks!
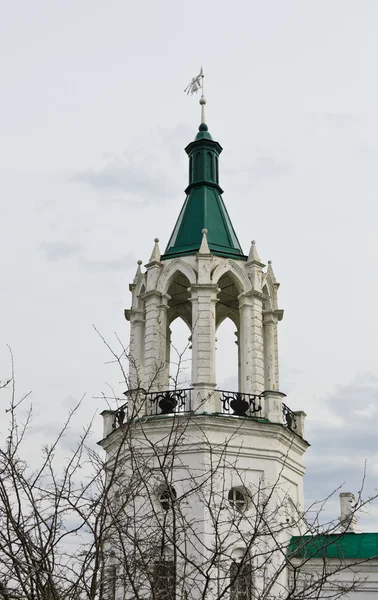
[{"left": 1, "top": 1, "right": 378, "bottom": 529}]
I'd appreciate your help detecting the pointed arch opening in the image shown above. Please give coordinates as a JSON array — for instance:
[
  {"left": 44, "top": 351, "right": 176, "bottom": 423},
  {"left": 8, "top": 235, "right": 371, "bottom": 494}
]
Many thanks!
[
  {"left": 167, "top": 272, "right": 192, "bottom": 389},
  {"left": 216, "top": 272, "right": 241, "bottom": 391},
  {"left": 216, "top": 317, "right": 238, "bottom": 391},
  {"left": 169, "top": 316, "right": 192, "bottom": 389}
]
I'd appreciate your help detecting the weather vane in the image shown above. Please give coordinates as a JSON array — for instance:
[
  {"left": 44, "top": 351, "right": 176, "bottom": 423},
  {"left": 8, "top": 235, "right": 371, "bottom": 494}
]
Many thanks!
[
  {"left": 184, "top": 68, "right": 206, "bottom": 125},
  {"left": 184, "top": 67, "right": 204, "bottom": 95}
]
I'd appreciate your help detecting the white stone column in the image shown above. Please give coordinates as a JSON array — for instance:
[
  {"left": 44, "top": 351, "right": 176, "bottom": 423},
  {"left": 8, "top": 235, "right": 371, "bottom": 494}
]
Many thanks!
[
  {"left": 263, "top": 310, "right": 278, "bottom": 391},
  {"left": 128, "top": 309, "right": 145, "bottom": 389},
  {"left": 238, "top": 292, "right": 264, "bottom": 395},
  {"left": 143, "top": 290, "right": 165, "bottom": 391},
  {"left": 157, "top": 294, "right": 170, "bottom": 388},
  {"left": 190, "top": 283, "right": 220, "bottom": 412}
]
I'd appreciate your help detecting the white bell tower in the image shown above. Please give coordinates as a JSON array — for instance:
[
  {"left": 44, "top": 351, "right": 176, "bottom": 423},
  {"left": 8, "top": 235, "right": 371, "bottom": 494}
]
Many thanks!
[{"left": 100, "top": 103, "right": 309, "bottom": 600}]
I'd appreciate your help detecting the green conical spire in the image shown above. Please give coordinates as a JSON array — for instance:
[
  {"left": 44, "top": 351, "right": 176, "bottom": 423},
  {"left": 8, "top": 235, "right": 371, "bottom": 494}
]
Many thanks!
[{"left": 161, "top": 121, "right": 246, "bottom": 261}]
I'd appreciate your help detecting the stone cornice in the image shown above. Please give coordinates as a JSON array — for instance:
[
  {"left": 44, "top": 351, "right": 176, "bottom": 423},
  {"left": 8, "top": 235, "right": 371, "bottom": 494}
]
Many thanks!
[
  {"left": 99, "top": 412, "right": 309, "bottom": 457},
  {"left": 139, "top": 289, "right": 162, "bottom": 301},
  {"left": 144, "top": 260, "right": 163, "bottom": 270}
]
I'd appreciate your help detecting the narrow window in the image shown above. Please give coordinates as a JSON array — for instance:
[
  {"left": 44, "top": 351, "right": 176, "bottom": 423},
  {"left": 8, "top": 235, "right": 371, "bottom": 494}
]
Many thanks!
[
  {"left": 101, "top": 563, "right": 116, "bottom": 600},
  {"left": 153, "top": 558, "right": 175, "bottom": 600},
  {"left": 195, "top": 152, "right": 201, "bottom": 180},
  {"left": 189, "top": 156, "right": 193, "bottom": 184},
  {"left": 230, "top": 560, "right": 252, "bottom": 600},
  {"left": 206, "top": 151, "right": 213, "bottom": 180},
  {"left": 215, "top": 156, "right": 219, "bottom": 182}
]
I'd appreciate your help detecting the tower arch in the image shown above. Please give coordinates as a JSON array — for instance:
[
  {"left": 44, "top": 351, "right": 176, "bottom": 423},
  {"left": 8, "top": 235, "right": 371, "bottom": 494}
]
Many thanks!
[
  {"left": 211, "top": 261, "right": 251, "bottom": 294},
  {"left": 157, "top": 259, "right": 197, "bottom": 296}
]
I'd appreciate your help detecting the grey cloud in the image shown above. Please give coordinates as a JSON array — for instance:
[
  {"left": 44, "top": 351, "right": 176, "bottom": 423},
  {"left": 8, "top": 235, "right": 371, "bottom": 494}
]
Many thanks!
[
  {"left": 78, "top": 254, "right": 135, "bottom": 272},
  {"left": 39, "top": 241, "right": 134, "bottom": 272},
  {"left": 249, "top": 156, "right": 289, "bottom": 178},
  {"left": 323, "top": 113, "right": 357, "bottom": 127},
  {"left": 39, "top": 241, "right": 82, "bottom": 260},
  {"left": 303, "top": 375, "right": 378, "bottom": 527},
  {"left": 71, "top": 154, "right": 177, "bottom": 201}
]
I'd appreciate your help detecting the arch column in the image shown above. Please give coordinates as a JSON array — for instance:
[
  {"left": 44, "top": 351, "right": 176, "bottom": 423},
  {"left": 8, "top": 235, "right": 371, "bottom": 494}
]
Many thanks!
[
  {"left": 263, "top": 310, "right": 278, "bottom": 391},
  {"left": 238, "top": 292, "right": 264, "bottom": 395},
  {"left": 157, "top": 294, "right": 170, "bottom": 388},
  {"left": 143, "top": 291, "right": 169, "bottom": 391},
  {"left": 190, "top": 284, "right": 220, "bottom": 412},
  {"left": 128, "top": 308, "right": 145, "bottom": 389},
  {"left": 263, "top": 308, "right": 283, "bottom": 391}
]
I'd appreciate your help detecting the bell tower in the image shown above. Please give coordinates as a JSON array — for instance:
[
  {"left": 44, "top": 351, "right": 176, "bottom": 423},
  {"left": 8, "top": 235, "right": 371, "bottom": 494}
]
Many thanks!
[
  {"left": 123, "top": 98, "right": 289, "bottom": 421},
  {"left": 100, "top": 95, "right": 309, "bottom": 600}
]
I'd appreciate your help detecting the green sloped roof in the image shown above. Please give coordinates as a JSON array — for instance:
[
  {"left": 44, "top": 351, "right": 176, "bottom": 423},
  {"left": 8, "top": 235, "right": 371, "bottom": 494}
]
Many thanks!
[
  {"left": 289, "top": 533, "right": 378, "bottom": 560},
  {"left": 161, "top": 124, "right": 246, "bottom": 261}
]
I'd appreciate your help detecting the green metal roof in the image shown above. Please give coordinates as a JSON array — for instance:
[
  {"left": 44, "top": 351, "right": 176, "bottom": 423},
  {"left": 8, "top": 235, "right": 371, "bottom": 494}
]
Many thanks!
[
  {"left": 161, "top": 124, "right": 246, "bottom": 261},
  {"left": 289, "top": 533, "right": 378, "bottom": 560}
]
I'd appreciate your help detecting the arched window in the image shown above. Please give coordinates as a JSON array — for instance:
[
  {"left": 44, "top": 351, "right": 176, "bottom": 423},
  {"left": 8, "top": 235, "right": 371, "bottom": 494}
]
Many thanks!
[
  {"left": 153, "top": 548, "right": 175, "bottom": 600},
  {"left": 230, "top": 559, "right": 252, "bottom": 600}
]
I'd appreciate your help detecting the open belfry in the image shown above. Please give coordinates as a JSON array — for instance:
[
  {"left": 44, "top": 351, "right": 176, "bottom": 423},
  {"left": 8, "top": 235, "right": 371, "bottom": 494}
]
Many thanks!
[{"left": 98, "top": 83, "right": 378, "bottom": 599}]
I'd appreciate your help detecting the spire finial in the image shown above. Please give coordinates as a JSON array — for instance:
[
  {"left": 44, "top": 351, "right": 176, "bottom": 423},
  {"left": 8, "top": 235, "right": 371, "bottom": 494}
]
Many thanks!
[
  {"left": 148, "top": 238, "right": 161, "bottom": 263},
  {"left": 198, "top": 228, "right": 210, "bottom": 254},
  {"left": 132, "top": 260, "right": 143, "bottom": 284},
  {"left": 200, "top": 94, "right": 206, "bottom": 126},
  {"left": 247, "top": 240, "right": 264, "bottom": 266},
  {"left": 267, "top": 260, "right": 277, "bottom": 283}
]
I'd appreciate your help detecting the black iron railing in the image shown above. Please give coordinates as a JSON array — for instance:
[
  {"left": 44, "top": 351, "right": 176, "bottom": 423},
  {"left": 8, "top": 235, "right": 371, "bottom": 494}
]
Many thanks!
[
  {"left": 112, "top": 402, "right": 128, "bottom": 429},
  {"left": 220, "top": 390, "right": 263, "bottom": 417},
  {"left": 110, "top": 390, "right": 297, "bottom": 433},
  {"left": 282, "top": 402, "right": 297, "bottom": 432},
  {"left": 146, "top": 389, "right": 192, "bottom": 416}
]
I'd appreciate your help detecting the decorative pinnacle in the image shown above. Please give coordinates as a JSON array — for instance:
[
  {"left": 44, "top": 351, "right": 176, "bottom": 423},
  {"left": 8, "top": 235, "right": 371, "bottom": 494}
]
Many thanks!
[
  {"left": 199, "top": 228, "right": 210, "bottom": 254},
  {"left": 267, "top": 260, "right": 277, "bottom": 283},
  {"left": 148, "top": 238, "right": 161, "bottom": 263},
  {"left": 133, "top": 260, "right": 142, "bottom": 283},
  {"left": 247, "top": 239, "right": 263, "bottom": 265}
]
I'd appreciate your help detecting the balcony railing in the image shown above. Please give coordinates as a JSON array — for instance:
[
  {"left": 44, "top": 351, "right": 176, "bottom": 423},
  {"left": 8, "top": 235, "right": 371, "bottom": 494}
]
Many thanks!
[
  {"left": 219, "top": 390, "right": 263, "bottom": 417},
  {"left": 109, "top": 390, "right": 298, "bottom": 435},
  {"left": 146, "top": 388, "right": 192, "bottom": 416},
  {"left": 282, "top": 402, "right": 297, "bottom": 432},
  {"left": 112, "top": 402, "right": 127, "bottom": 429}
]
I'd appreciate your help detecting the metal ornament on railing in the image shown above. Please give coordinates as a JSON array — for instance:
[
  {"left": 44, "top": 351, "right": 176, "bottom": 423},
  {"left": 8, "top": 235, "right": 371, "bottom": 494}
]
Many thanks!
[
  {"left": 282, "top": 402, "right": 297, "bottom": 432},
  {"left": 148, "top": 389, "right": 191, "bottom": 415},
  {"left": 220, "top": 391, "right": 262, "bottom": 417}
]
